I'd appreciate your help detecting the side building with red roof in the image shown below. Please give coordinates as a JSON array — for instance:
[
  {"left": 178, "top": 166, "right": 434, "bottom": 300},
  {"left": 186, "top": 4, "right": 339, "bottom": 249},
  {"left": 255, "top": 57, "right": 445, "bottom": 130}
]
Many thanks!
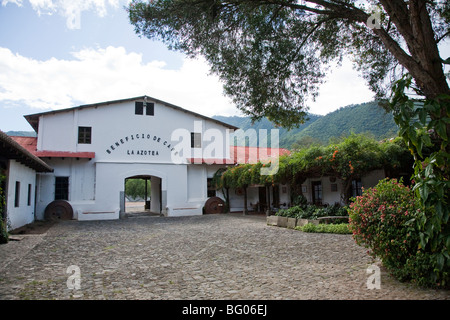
[{"left": 0, "top": 130, "right": 52, "bottom": 230}]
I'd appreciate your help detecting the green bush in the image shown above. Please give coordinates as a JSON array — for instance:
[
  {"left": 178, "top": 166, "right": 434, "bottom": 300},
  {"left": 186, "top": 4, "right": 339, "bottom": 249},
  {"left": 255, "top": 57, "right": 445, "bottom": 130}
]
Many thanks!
[
  {"left": 276, "top": 204, "right": 320, "bottom": 219},
  {"left": 348, "top": 178, "right": 449, "bottom": 288},
  {"left": 0, "top": 218, "right": 8, "bottom": 244},
  {"left": 277, "top": 203, "right": 348, "bottom": 221},
  {"left": 292, "top": 194, "right": 308, "bottom": 208},
  {"left": 276, "top": 206, "right": 303, "bottom": 218},
  {"left": 299, "top": 205, "right": 320, "bottom": 219},
  {"left": 324, "top": 203, "right": 348, "bottom": 217},
  {"left": 295, "top": 223, "right": 351, "bottom": 234}
]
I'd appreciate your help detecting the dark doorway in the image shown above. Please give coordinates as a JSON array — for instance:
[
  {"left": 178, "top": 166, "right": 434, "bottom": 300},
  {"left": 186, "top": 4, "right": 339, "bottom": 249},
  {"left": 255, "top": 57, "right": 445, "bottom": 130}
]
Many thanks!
[
  {"left": 272, "top": 185, "right": 280, "bottom": 208},
  {"left": 312, "top": 181, "right": 323, "bottom": 206},
  {"left": 258, "top": 187, "right": 267, "bottom": 212}
]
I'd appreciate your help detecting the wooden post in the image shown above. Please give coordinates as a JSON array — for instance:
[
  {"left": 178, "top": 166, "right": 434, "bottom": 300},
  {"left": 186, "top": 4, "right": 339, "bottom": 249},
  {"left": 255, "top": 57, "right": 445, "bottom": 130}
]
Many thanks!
[
  {"left": 266, "top": 185, "right": 271, "bottom": 216},
  {"left": 225, "top": 187, "right": 230, "bottom": 213},
  {"left": 144, "top": 178, "right": 149, "bottom": 210}
]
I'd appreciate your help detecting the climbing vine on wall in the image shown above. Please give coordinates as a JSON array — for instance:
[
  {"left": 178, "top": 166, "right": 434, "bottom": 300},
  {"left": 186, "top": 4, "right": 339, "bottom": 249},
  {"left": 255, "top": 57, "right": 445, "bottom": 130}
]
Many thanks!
[{"left": 213, "top": 134, "right": 412, "bottom": 204}]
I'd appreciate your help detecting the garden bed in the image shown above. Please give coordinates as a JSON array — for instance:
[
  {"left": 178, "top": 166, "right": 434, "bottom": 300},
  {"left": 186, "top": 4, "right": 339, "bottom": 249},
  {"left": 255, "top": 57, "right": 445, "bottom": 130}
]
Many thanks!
[
  {"left": 266, "top": 201, "right": 351, "bottom": 234},
  {"left": 266, "top": 215, "right": 351, "bottom": 234},
  {"left": 266, "top": 215, "right": 320, "bottom": 229},
  {"left": 268, "top": 202, "right": 349, "bottom": 229}
]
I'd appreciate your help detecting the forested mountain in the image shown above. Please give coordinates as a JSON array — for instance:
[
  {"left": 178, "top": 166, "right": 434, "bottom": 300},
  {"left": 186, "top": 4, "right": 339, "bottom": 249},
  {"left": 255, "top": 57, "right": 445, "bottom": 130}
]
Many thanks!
[
  {"left": 213, "top": 114, "right": 322, "bottom": 148},
  {"left": 292, "top": 101, "right": 398, "bottom": 145},
  {"left": 213, "top": 101, "right": 399, "bottom": 149}
]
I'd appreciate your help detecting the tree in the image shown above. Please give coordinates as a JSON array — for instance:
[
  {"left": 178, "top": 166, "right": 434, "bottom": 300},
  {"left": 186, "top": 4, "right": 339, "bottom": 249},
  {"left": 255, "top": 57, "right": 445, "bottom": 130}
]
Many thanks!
[
  {"left": 127, "top": 0, "right": 449, "bottom": 128},
  {"left": 125, "top": 178, "right": 151, "bottom": 200},
  {"left": 0, "top": 170, "right": 8, "bottom": 244},
  {"left": 128, "top": 0, "right": 450, "bottom": 284},
  {"left": 291, "top": 135, "right": 323, "bottom": 150},
  {"left": 388, "top": 76, "right": 449, "bottom": 275}
]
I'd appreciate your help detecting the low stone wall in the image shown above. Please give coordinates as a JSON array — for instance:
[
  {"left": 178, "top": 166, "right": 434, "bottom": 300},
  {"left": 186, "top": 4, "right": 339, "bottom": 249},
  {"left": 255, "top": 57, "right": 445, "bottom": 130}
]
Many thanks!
[{"left": 267, "top": 216, "right": 320, "bottom": 229}]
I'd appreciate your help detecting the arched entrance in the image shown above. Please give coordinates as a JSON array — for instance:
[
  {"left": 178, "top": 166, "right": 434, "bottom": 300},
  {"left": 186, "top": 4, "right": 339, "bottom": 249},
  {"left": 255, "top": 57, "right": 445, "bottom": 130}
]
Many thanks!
[{"left": 124, "top": 175, "right": 162, "bottom": 215}]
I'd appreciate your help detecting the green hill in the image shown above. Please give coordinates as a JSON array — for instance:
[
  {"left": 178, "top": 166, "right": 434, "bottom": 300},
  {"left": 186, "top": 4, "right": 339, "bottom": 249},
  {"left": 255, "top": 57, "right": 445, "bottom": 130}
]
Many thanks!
[
  {"left": 293, "top": 101, "right": 398, "bottom": 144},
  {"left": 213, "top": 101, "right": 399, "bottom": 149},
  {"left": 213, "top": 114, "right": 322, "bottom": 148}
]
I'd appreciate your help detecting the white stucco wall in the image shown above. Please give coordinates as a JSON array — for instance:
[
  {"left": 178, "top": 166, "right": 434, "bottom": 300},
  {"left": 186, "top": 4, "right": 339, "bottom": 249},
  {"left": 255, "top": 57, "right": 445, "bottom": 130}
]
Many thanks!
[
  {"left": 150, "top": 176, "right": 161, "bottom": 213},
  {"left": 187, "top": 165, "right": 206, "bottom": 202},
  {"left": 37, "top": 100, "right": 231, "bottom": 164},
  {"left": 279, "top": 184, "right": 290, "bottom": 208},
  {"left": 301, "top": 171, "right": 387, "bottom": 206},
  {"left": 35, "top": 158, "right": 96, "bottom": 220},
  {"left": 35, "top": 173, "right": 54, "bottom": 220},
  {"left": 6, "top": 160, "right": 36, "bottom": 230},
  {"left": 302, "top": 177, "right": 343, "bottom": 206},
  {"left": 362, "top": 169, "right": 386, "bottom": 189}
]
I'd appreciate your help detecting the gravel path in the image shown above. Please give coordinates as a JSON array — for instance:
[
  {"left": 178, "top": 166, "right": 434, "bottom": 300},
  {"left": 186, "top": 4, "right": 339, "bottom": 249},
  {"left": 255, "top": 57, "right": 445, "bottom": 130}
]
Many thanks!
[{"left": 0, "top": 214, "right": 448, "bottom": 300}]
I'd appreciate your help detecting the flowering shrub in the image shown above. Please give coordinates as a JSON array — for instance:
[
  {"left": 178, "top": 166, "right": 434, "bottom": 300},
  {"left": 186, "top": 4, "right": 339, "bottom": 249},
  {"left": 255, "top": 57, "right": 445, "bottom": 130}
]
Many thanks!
[{"left": 349, "top": 178, "right": 449, "bottom": 288}]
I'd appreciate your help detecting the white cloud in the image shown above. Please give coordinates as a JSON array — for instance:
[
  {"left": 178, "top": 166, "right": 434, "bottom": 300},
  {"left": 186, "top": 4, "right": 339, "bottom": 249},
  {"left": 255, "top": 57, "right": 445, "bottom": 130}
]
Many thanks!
[
  {"left": 0, "top": 45, "right": 376, "bottom": 122},
  {"left": 0, "top": 46, "right": 238, "bottom": 117},
  {"left": 2, "top": 0, "right": 123, "bottom": 29},
  {"left": 1, "top": 0, "right": 23, "bottom": 6},
  {"left": 307, "top": 58, "right": 375, "bottom": 115}
]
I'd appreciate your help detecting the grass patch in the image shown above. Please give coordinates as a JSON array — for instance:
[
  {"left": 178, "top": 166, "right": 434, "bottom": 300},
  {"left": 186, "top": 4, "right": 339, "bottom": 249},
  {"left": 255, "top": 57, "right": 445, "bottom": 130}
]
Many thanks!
[{"left": 295, "top": 223, "right": 351, "bottom": 234}]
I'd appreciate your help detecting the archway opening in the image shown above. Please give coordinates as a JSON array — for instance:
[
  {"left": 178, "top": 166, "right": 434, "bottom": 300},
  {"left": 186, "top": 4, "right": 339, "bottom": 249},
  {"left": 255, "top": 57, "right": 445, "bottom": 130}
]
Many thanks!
[{"left": 124, "top": 175, "right": 162, "bottom": 215}]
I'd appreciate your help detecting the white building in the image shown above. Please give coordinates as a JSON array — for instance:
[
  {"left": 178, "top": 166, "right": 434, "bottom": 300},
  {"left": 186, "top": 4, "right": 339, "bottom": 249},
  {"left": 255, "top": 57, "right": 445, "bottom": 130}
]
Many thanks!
[
  {"left": 0, "top": 130, "right": 53, "bottom": 230},
  {"left": 14, "top": 95, "right": 287, "bottom": 222}
]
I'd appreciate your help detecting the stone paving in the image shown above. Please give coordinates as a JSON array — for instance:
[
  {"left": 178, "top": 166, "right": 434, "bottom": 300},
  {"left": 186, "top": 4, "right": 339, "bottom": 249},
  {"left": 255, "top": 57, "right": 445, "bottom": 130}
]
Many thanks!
[{"left": 0, "top": 214, "right": 449, "bottom": 300}]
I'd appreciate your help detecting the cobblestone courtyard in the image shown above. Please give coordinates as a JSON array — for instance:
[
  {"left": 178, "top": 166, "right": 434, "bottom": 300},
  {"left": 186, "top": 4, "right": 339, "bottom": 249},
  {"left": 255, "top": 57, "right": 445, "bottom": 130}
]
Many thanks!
[{"left": 0, "top": 214, "right": 449, "bottom": 300}]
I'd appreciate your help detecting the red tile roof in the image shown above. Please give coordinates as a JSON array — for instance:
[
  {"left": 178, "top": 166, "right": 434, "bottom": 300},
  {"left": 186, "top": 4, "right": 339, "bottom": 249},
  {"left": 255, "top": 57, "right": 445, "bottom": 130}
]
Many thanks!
[
  {"left": 10, "top": 136, "right": 95, "bottom": 159},
  {"left": 8, "top": 136, "right": 37, "bottom": 154},
  {"left": 231, "top": 146, "right": 290, "bottom": 163},
  {"left": 188, "top": 146, "right": 290, "bottom": 164},
  {"left": 0, "top": 133, "right": 52, "bottom": 172},
  {"left": 34, "top": 150, "right": 96, "bottom": 158}
]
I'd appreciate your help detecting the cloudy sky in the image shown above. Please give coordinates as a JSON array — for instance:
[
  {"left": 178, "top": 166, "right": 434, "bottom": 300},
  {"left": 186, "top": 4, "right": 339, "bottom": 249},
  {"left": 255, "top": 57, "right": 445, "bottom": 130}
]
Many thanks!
[{"left": 0, "top": 0, "right": 447, "bottom": 132}]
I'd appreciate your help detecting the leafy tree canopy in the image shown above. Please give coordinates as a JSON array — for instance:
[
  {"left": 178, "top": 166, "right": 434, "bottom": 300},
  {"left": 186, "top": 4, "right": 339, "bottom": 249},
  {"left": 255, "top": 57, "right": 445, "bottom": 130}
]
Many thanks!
[{"left": 128, "top": 0, "right": 450, "bottom": 128}]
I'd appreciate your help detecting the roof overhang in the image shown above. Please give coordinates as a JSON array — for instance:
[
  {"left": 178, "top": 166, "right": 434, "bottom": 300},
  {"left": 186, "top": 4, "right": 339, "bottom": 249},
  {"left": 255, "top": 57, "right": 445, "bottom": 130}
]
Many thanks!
[
  {"left": 0, "top": 131, "right": 53, "bottom": 172},
  {"left": 35, "top": 151, "right": 95, "bottom": 159}
]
